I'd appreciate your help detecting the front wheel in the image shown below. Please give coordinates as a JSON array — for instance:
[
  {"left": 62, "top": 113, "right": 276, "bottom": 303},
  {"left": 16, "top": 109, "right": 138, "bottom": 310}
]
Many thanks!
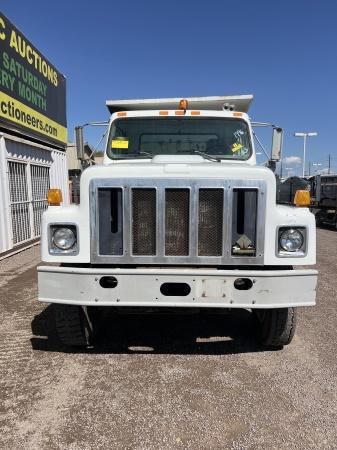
[
  {"left": 254, "top": 307, "right": 297, "bottom": 348},
  {"left": 54, "top": 304, "right": 94, "bottom": 347}
]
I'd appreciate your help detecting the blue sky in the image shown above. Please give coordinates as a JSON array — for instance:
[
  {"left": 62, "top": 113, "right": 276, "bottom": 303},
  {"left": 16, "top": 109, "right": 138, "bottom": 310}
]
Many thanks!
[{"left": 2, "top": 0, "right": 337, "bottom": 174}]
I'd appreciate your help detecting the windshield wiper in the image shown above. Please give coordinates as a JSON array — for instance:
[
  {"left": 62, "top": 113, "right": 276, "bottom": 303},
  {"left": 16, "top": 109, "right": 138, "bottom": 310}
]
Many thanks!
[
  {"left": 192, "top": 150, "right": 221, "bottom": 162},
  {"left": 139, "top": 151, "right": 153, "bottom": 158}
]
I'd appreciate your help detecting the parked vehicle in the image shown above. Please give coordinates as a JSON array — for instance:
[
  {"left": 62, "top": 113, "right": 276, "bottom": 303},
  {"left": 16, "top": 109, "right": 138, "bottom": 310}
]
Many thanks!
[
  {"left": 37, "top": 95, "right": 317, "bottom": 348},
  {"left": 277, "top": 176, "right": 310, "bottom": 205},
  {"left": 309, "top": 174, "right": 337, "bottom": 228}
]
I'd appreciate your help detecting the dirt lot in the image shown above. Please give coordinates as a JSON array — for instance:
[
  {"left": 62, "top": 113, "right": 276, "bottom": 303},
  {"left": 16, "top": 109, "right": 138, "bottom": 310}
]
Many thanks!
[{"left": 0, "top": 228, "right": 336, "bottom": 450}]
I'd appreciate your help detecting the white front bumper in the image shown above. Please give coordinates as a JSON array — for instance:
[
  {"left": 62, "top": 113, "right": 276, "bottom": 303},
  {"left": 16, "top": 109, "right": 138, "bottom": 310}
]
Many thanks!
[{"left": 37, "top": 266, "right": 317, "bottom": 309}]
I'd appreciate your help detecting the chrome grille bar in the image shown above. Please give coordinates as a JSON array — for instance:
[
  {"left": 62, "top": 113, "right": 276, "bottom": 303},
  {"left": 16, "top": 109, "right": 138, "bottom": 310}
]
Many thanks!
[{"left": 165, "top": 189, "right": 190, "bottom": 256}]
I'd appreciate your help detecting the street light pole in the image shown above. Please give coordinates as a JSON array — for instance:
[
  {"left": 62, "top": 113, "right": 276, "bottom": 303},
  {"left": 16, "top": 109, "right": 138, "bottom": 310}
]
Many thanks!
[
  {"left": 302, "top": 134, "right": 307, "bottom": 177},
  {"left": 294, "top": 132, "right": 318, "bottom": 177},
  {"left": 313, "top": 163, "right": 322, "bottom": 174}
]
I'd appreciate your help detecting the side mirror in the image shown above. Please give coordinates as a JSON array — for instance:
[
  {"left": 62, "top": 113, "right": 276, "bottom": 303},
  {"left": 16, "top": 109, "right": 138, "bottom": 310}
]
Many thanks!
[
  {"left": 271, "top": 127, "right": 283, "bottom": 161},
  {"left": 75, "top": 126, "right": 84, "bottom": 160}
]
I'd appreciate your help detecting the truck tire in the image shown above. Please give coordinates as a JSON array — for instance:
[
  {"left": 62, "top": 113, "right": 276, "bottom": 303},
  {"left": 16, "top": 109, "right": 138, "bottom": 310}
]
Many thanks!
[
  {"left": 54, "top": 304, "right": 93, "bottom": 347},
  {"left": 254, "top": 307, "right": 297, "bottom": 348}
]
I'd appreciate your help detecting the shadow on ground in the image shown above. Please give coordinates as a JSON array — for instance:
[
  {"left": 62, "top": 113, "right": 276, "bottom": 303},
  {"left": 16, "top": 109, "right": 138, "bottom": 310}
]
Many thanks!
[
  {"left": 31, "top": 305, "right": 270, "bottom": 355},
  {"left": 316, "top": 223, "right": 337, "bottom": 231}
]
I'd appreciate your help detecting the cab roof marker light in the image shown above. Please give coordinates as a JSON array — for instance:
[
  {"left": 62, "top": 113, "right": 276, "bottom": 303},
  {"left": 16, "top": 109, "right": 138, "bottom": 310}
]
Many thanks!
[
  {"left": 179, "top": 99, "right": 188, "bottom": 110},
  {"left": 175, "top": 110, "right": 185, "bottom": 116},
  {"left": 117, "top": 112, "right": 127, "bottom": 117},
  {"left": 159, "top": 111, "right": 169, "bottom": 115},
  {"left": 191, "top": 111, "right": 200, "bottom": 115},
  {"left": 233, "top": 112, "right": 243, "bottom": 117}
]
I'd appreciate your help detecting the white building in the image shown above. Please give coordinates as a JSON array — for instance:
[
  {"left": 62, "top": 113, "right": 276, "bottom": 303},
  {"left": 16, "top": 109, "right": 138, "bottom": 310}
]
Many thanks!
[{"left": 0, "top": 132, "right": 69, "bottom": 257}]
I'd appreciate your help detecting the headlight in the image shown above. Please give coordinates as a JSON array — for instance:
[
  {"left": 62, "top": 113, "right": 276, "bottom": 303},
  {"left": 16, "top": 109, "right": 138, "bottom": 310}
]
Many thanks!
[
  {"left": 279, "top": 228, "right": 304, "bottom": 252},
  {"left": 52, "top": 227, "right": 76, "bottom": 250}
]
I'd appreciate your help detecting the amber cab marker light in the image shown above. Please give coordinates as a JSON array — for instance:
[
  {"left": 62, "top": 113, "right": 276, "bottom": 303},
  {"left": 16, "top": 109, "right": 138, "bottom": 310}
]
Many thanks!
[
  {"left": 117, "top": 112, "right": 127, "bottom": 117},
  {"left": 233, "top": 112, "right": 243, "bottom": 117},
  {"left": 191, "top": 111, "right": 200, "bottom": 116},
  {"left": 48, "top": 189, "right": 63, "bottom": 206},
  {"left": 179, "top": 99, "right": 188, "bottom": 110},
  {"left": 294, "top": 190, "right": 310, "bottom": 207},
  {"left": 159, "top": 111, "right": 169, "bottom": 115}
]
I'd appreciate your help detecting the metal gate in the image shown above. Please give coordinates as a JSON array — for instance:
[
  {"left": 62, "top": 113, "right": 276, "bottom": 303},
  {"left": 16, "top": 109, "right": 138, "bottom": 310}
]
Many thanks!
[
  {"left": 31, "top": 165, "right": 50, "bottom": 236},
  {"left": 7, "top": 161, "right": 50, "bottom": 245}
]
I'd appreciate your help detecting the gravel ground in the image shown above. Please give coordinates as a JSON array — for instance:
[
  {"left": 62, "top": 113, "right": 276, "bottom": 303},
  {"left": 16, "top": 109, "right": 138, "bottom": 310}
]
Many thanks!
[{"left": 0, "top": 229, "right": 336, "bottom": 450}]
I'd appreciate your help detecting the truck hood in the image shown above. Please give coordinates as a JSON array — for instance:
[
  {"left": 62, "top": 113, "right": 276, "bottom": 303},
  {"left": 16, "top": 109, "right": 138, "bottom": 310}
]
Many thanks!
[{"left": 82, "top": 155, "right": 275, "bottom": 186}]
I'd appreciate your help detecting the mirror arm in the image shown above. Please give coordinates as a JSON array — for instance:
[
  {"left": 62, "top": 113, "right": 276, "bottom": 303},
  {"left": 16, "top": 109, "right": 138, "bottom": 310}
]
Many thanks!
[
  {"left": 74, "top": 121, "right": 110, "bottom": 170},
  {"left": 253, "top": 131, "right": 270, "bottom": 160}
]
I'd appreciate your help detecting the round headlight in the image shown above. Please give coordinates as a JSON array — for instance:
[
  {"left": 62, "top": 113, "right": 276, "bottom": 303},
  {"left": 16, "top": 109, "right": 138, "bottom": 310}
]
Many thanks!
[
  {"left": 53, "top": 227, "right": 76, "bottom": 250},
  {"left": 279, "top": 228, "right": 303, "bottom": 252}
]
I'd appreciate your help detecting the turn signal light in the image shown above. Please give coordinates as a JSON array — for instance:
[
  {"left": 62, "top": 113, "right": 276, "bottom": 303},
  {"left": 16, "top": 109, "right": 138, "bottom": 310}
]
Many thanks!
[
  {"left": 294, "top": 190, "right": 310, "bottom": 207},
  {"left": 48, "top": 189, "right": 63, "bottom": 206}
]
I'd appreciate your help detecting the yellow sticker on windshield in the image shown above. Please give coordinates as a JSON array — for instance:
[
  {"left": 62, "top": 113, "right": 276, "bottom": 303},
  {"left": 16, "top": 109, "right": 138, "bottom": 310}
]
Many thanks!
[
  {"left": 231, "top": 142, "right": 243, "bottom": 153},
  {"left": 111, "top": 139, "right": 129, "bottom": 149}
]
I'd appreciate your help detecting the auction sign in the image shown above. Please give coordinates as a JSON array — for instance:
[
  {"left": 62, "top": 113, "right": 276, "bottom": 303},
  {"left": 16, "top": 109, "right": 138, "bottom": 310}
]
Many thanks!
[{"left": 0, "top": 13, "right": 67, "bottom": 147}]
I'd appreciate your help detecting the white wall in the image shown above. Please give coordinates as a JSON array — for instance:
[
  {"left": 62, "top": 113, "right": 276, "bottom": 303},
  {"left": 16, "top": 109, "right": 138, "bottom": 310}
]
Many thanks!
[
  {"left": 0, "top": 135, "right": 12, "bottom": 253},
  {"left": 0, "top": 133, "right": 69, "bottom": 254}
]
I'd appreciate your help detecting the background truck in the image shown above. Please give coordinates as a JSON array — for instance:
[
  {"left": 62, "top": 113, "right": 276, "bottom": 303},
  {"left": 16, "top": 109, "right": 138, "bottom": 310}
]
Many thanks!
[
  {"left": 309, "top": 174, "right": 337, "bottom": 228},
  {"left": 38, "top": 95, "right": 317, "bottom": 348}
]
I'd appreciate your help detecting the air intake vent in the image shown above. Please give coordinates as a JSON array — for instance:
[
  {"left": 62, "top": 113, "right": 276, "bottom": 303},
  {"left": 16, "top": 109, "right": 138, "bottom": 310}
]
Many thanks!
[
  {"left": 132, "top": 188, "right": 156, "bottom": 255},
  {"left": 165, "top": 189, "right": 189, "bottom": 256},
  {"left": 198, "top": 189, "right": 224, "bottom": 256},
  {"left": 98, "top": 188, "right": 123, "bottom": 255},
  {"left": 232, "top": 189, "right": 257, "bottom": 256}
]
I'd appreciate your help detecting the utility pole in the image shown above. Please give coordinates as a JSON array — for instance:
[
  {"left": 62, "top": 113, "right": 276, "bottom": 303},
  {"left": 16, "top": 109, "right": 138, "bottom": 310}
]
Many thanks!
[
  {"left": 328, "top": 154, "right": 331, "bottom": 174},
  {"left": 308, "top": 161, "right": 311, "bottom": 176},
  {"left": 285, "top": 167, "right": 293, "bottom": 178}
]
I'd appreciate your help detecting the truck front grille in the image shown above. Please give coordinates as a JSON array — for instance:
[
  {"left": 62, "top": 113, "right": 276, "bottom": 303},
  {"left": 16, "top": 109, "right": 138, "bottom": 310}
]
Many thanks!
[
  {"left": 198, "top": 189, "right": 224, "bottom": 256},
  {"left": 92, "top": 179, "right": 266, "bottom": 264},
  {"left": 165, "top": 189, "right": 190, "bottom": 256},
  {"left": 132, "top": 188, "right": 156, "bottom": 255}
]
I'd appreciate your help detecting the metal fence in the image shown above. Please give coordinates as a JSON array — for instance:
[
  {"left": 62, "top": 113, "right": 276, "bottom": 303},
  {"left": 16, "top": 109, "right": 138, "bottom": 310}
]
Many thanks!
[
  {"left": 7, "top": 161, "right": 50, "bottom": 245},
  {"left": 31, "top": 164, "right": 50, "bottom": 236}
]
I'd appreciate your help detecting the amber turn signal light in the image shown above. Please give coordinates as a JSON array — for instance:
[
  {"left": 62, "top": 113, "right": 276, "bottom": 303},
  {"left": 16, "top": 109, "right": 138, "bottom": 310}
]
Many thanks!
[
  {"left": 48, "top": 189, "right": 63, "bottom": 206},
  {"left": 294, "top": 190, "right": 310, "bottom": 207}
]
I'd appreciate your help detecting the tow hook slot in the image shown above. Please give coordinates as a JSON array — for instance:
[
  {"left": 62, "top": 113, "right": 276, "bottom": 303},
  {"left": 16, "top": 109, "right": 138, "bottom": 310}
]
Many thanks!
[
  {"left": 160, "top": 283, "right": 191, "bottom": 296},
  {"left": 100, "top": 276, "right": 118, "bottom": 288},
  {"left": 234, "top": 278, "right": 253, "bottom": 290}
]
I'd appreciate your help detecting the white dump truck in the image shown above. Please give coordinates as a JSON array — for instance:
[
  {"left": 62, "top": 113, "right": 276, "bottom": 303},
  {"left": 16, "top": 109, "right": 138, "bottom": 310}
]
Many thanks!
[{"left": 38, "top": 95, "right": 317, "bottom": 347}]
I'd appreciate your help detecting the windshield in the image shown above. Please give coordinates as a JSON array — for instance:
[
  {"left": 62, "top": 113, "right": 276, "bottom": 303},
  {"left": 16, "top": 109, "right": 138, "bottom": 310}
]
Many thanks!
[{"left": 107, "top": 117, "right": 252, "bottom": 160}]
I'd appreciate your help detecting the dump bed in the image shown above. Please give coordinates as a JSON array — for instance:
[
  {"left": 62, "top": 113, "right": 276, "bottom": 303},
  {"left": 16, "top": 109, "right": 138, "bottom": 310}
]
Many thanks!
[
  {"left": 106, "top": 95, "right": 253, "bottom": 113},
  {"left": 310, "top": 175, "right": 337, "bottom": 209}
]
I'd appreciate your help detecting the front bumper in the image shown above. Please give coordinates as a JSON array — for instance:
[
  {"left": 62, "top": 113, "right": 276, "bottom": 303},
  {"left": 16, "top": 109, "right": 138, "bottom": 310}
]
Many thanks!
[{"left": 38, "top": 266, "right": 317, "bottom": 309}]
